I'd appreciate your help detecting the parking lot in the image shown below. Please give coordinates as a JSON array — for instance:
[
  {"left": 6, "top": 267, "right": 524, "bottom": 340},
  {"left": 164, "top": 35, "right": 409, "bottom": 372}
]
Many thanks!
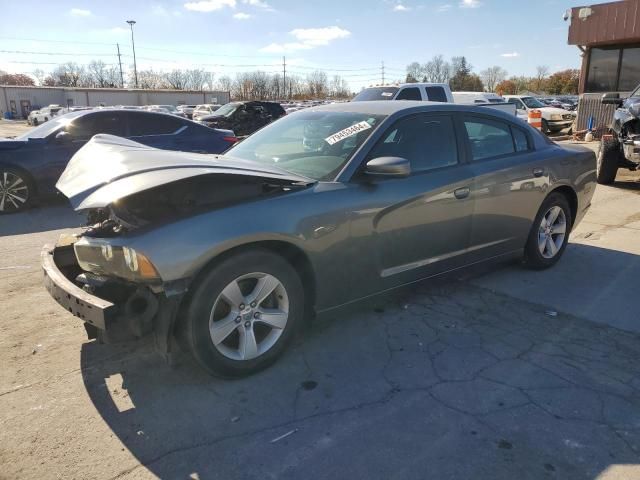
[{"left": 1, "top": 120, "right": 640, "bottom": 479}]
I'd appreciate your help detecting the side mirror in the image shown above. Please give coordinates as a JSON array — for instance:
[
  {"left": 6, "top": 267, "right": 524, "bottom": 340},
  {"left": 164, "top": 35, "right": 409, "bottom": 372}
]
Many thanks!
[
  {"left": 55, "top": 131, "right": 72, "bottom": 144},
  {"left": 602, "top": 92, "right": 622, "bottom": 105},
  {"left": 365, "top": 156, "right": 411, "bottom": 178}
]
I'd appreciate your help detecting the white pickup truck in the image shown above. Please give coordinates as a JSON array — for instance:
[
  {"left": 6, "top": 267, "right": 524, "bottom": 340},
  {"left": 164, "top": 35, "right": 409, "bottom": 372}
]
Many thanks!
[
  {"left": 352, "top": 83, "right": 517, "bottom": 115},
  {"left": 503, "top": 95, "right": 576, "bottom": 133},
  {"left": 27, "top": 104, "right": 63, "bottom": 126}
]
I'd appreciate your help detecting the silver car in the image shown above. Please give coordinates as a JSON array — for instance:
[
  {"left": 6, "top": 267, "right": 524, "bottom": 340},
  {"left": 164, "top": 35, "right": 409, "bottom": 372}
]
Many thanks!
[{"left": 43, "top": 101, "right": 596, "bottom": 377}]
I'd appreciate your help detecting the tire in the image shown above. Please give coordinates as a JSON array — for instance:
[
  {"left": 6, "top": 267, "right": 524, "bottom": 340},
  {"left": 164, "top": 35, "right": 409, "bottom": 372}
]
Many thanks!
[
  {"left": 0, "top": 167, "right": 34, "bottom": 214},
  {"left": 32, "top": 118, "right": 39, "bottom": 126},
  {"left": 185, "top": 249, "right": 305, "bottom": 377},
  {"left": 541, "top": 119, "right": 551, "bottom": 135},
  {"left": 596, "top": 137, "right": 620, "bottom": 185},
  {"left": 523, "top": 192, "right": 572, "bottom": 269}
]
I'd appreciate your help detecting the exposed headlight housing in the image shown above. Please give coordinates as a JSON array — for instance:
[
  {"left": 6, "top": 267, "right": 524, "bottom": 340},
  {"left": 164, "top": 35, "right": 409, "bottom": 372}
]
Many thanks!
[
  {"left": 74, "top": 241, "right": 160, "bottom": 282},
  {"left": 550, "top": 114, "right": 563, "bottom": 121}
]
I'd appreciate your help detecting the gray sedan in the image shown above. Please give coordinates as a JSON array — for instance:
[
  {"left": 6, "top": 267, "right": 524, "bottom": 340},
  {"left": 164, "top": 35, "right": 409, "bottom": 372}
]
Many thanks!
[{"left": 43, "top": 101, "right": 596, "bottom": 377}]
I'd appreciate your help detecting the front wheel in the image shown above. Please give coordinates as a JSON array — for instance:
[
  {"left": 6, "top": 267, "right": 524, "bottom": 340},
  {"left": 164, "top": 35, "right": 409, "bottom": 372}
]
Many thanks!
[
  {"left": 541, "top": 119, "right": 551, "bottom": 135},
  {"left": 596, "top": 137, "right": 620, "bottom": 184},
  {"left": 32, "top": 118, "right": 39, "bottom": 126},
  {"left": 0, "top": 167, "right": 33, "bottom": 214},
  {"left": 523, "top": 193, "right": 572, "bottom": 269},
  {"left": 185, "top": 249, "right": 305, "bottom": 377}
]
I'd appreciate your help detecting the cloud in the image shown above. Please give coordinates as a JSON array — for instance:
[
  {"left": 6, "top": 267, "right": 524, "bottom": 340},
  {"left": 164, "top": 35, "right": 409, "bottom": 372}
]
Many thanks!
[
  {"left": 184, "top": 0, "right": 236, "bottom": 12},
  {"left": 69, "top": 8, "right": 91, "bottom": 16},
  {"left": 436, "top": 4, "right": 452, "bottom": 12},
  {"left": 394, "top": 4, "right": 410, "bottom": 11},
  {"left": 459, "top": 0, "right": 481, "bottom": 8},
  {"left": 152, "top": 5, "right": 182, "bottom": 16},
  {"left": 500, "top": 52, "right": 520, "bottom": 58},
  {"left": 260, "top": 26, "right": 351, "bottom": 53},
  {"left": 233, "top": 12, "right": 251, "bottom": 19},
  {"left": 242, "top": 0, "right": 272, "bottom": 9}
]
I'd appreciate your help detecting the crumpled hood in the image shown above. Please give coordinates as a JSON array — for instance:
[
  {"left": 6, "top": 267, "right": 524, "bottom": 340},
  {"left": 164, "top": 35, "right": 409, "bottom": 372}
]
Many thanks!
[
  {"left": 56, "top": 134, "right": 314, "bottom": 210},
  {"left": 0, "top": 138, "right": 26, "bottom": 150}
]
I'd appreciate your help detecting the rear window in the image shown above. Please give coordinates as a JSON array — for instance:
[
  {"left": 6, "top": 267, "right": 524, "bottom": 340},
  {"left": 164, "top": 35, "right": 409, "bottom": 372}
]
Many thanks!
[
  {"left": 425, "top": 86, "right": 448, "bottom": 103},
  {"left": 352, "top": 87, "right": 399, "bottom": 101},
  {"left": 128, "top": 112, "right": 185, "bottom": 136}
]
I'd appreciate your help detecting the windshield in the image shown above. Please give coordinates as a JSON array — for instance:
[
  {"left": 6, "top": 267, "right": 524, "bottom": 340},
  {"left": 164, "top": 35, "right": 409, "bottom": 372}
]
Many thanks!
[
  {"left": 212, "top": 103, "right": 239, "bottom": 117},
  {"left": 352, "top": 87, "right": 399, "bottom": 101},
  {"left": 522, "top": 97, "right": 546, "bottom": 109},
  {"left": 227, "top": 110, "right": 385, "bottom": 181},
  {"left": 17, "top": 113, "right": 80, "bottom": 139}
]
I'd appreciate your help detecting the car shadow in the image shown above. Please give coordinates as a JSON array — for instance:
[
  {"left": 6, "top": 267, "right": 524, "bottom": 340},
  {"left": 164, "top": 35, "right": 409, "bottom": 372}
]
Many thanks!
[
  {"left": 80, "top": 244, "right": 640, "bottom": 479},
  {"left": 0, "top": 199, "right": 84, "bottom": 236}
]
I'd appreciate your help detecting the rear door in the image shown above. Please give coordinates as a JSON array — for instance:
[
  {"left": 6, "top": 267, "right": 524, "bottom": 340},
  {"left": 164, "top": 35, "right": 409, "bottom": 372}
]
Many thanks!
[
  {"left": 462, "top": 114, "right": 543, "bottom": 260},
  {"left": 126, "top": 111, "right": 187, "bottom": 150}
]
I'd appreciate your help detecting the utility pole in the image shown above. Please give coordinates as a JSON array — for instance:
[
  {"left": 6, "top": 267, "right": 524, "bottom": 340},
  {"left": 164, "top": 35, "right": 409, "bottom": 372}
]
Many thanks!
[
  {"left": 381, "top": 61, "right": 385, "bottom": 85},
  {"left": 116, "top": 43, "right": 124, "bottom": 88},
  {"left": 282, "top": 56, "right": 286, "bottom": 100},
  {"left": 126, "top": 20, "right": 138, "bottom": 88}
]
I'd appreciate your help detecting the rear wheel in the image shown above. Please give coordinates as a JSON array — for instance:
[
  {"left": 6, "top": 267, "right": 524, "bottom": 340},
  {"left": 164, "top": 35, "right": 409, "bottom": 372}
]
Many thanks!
[
  {"left": 185, "top": 249, "right": 304, "bottom": 377},
  {"left": 0, "top": 167, "right": 33, "bottom": 214},
  {"left": 523, "top": 193, "right": 572, "bottom": 269},
  {"left": 596, "top": 137, "right": 621, "bottom": 185}
]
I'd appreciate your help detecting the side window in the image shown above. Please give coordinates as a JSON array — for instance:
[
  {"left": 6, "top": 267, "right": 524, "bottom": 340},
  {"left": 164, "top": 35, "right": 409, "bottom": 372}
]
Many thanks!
[
  {"left": 396, "top": 87, "right": 422, "bottom": 101},
  {"left": 425, "top": 86, "right": 448, "bottom": 103},
  {"left": 463, "top": 117, "right": 516, "bottom": 161},
  {"left": 369, "top": 114, "right": 458, "bottom": 172},
  {"left": 66, "top": 113, "right": 125, "bottom": 140},
  {"left": 512, "top": 127, "right": 530, "bottom": 152},
  {"left": 128, "top": 113, "right": 184, "bottom": 136},
  {"left": 508, "top": 98, "right": 525, "bottom": 110}
]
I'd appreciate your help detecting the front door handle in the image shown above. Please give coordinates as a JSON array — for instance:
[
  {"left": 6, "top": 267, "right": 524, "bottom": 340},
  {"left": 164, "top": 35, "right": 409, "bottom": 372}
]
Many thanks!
[
  {"left": 454, "top": 187, "right": 470, "bottom": 199},
  {"left": 533, "top": 168, "right": 544, "bottom": 177}
]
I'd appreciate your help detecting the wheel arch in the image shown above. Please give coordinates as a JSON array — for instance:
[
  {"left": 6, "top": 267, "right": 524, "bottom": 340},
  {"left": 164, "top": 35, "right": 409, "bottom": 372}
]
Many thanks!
[
  {"left": 176, "top": 240, "right": 317, "bottom": 327},
  {"left": 548, "top": 184, "right": 577, "bottom": 227}
]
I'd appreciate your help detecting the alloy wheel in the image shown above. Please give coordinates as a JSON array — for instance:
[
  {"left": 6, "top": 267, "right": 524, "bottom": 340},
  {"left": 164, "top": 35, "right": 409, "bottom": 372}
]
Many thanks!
[
  {"left": 537, "top": 205, "right": 567, "bottom": 259},
  {"left": 0, "top": 171, "right": 29, "bottom": 212},
  {"left": 209, "top": 272, "right": 289, "bottom": 361}
]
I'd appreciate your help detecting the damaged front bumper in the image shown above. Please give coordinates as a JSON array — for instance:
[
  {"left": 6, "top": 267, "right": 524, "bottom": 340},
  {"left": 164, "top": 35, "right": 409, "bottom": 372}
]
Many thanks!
[{"left": 42, "top": 239, "right": 182, "bottom": 361}]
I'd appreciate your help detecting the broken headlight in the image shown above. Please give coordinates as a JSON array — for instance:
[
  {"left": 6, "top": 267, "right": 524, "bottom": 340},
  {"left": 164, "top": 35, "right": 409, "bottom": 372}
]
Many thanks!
[{"left": 74, "top": 239, "right": 160, "bottom": 282}]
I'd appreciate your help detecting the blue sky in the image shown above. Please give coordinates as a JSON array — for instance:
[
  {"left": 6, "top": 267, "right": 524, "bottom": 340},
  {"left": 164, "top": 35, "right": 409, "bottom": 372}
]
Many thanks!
[{"left": 0, "top": 0, "right": 597, "bottom": 90}]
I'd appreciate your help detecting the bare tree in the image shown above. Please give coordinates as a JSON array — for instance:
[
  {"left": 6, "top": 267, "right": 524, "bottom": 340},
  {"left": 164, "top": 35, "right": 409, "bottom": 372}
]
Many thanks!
[
  {"left": 216, "top": 75, "right": 233, "bottom": 92},
  {"left": 306, "top": 70, "right": 328, "bottom": 98},
  {"left": 535, "top": 65, "right": 549, "bottom": 92},
  {"left": 32, "top": 68, "right": 46, "bottom": 86},
  {"left": 50, "top": 63, "right": 87, "bottom": 87},
  {"left": 137, "top": 69, "right": 166, "bottom": 89},
  {"left": 480, "top": 66, "right": 508, "bottom": 92},
  {"left": 423, "top": 55, "right": 450, "bottom": 83},
  {"left": 184, "top": 69, "right": 213, "bottom": 91},
  {"left": 405, "top": 62, "right": 423, "bottom": 83}
]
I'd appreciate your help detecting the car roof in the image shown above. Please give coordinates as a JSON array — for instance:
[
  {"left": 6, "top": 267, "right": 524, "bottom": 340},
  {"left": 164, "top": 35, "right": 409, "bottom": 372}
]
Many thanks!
[{"left": 304, "top": 100, "right": 524, "bottom": 123}]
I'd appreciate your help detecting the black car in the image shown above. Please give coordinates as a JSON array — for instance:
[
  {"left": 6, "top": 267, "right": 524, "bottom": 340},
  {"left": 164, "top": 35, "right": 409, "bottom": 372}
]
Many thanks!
[
  {"left": 199, "top": 101, "right": 286, "bottom": 137},
  {"left": 598, "top": 83, "right": 640, "bottom": 184},
  {"left": 0, "top": 109, "right": 237, "bottom": 213}
]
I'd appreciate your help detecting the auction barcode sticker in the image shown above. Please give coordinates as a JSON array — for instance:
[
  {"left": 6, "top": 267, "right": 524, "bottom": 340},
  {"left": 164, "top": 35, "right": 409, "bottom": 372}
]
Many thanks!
[{"left": 325, "top": 121, "right": 372, "bottom": 146}]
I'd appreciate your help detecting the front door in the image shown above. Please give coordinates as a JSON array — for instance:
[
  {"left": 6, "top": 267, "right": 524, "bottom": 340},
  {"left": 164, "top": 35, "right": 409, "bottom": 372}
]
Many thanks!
[
  {"left": 349, "top": 113, "right": 475, "bottom": 296},
  {"left": 19, "top": 100, "right": 31, "bottom": 119}
]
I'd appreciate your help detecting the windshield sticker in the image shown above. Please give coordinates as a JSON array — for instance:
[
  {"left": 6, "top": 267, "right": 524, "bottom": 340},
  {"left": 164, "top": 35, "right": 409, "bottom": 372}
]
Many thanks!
[
  {"left": 381, "top": 92, "right": 393, "bottom": 97},
  {"left": 325, "top": 121, "right": 372, "bottom": 146}
]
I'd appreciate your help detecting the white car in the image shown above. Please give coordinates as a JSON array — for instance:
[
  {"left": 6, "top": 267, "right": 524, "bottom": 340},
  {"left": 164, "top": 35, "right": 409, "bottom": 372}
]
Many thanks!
[
  {"left": 504, "top": 95, "right": 576, "bottom": 134},
  {"left": 192, "top": 104, "right": 221, "bottom": 122},
  {"left": 27, "top": 105, "right": 63, "bottom": 125}
]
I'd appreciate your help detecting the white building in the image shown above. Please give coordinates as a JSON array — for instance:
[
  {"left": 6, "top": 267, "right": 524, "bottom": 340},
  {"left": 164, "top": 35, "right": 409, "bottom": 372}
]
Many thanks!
[{"left": 0, "top": 85, "right": 230, "bottom": 119}]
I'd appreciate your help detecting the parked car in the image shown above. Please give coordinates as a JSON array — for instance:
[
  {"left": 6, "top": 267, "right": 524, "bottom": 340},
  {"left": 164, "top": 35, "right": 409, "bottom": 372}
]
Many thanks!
[
  {"left": 145, "top": 105, "right": 185, "bottom": 117},
  {"left": 597, "top": 84, "right": 640, "bottom": 184},
  {"left": 354, "top": 83, "right": 516, "bottom": 115},
  {"left": 27, "top": 105, "right": 63, "bottom": 125},
  {"left": 177, "top": 105, "right": 197, "bottom": 119},
  {"left": 198, "top": 101, "right": 286, "bottom": 137},
  {"left": 0, "top": 109, "right": 237, "bottom": 213},
  {"left": 43, "top": 101, "right": 596, "bottom": 377},
  {"left": 192, "top": 104, "right": 222, "bottom": 122},
  {"left": 504, "top": 95, "right": 576, "bottom": 134}
]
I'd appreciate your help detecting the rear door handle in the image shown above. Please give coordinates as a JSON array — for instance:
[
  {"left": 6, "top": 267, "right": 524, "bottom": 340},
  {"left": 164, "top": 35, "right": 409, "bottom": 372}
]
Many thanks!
[
  {"left": 533, "top": 168, "right": 544, "bottom": 177},
  {"left": 454, "top": 187, "right": 470, "bottom": 199}
]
